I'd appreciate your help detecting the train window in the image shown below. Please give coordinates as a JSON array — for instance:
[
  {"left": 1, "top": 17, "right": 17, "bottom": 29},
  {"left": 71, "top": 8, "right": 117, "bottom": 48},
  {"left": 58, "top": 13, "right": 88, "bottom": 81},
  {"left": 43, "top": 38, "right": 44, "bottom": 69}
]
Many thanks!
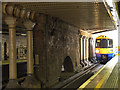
[
  {"left": 96, "top": 39, "right": 107, "bottom": 48},
  {"left": 108, "top": 39, "right": 113, "bottom": 48},
  {"left": 96, "top": 39, "right": 113, "bottom": 48},
  {"left": 100, "top": 39, "right": 108, "bottom": 48}
]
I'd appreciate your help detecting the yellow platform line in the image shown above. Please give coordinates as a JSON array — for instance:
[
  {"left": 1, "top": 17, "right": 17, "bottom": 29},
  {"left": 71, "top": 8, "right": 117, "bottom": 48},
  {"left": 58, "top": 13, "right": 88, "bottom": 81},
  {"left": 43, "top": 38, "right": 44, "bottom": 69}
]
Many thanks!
[
  {"left": 78, "top": 56, "right": 118, "bottom": 90},
  {"left": 2, "top": 59, "right": 27, "bottom": 65},
  {"left": 78, "top": 65, "right": 106, "bottom": 89},
  {"left": 95, "top": 71, "right": 109, "bottom": 89},
  {"left": 95, "top": 57, "right": 118, "bottom": 89}
]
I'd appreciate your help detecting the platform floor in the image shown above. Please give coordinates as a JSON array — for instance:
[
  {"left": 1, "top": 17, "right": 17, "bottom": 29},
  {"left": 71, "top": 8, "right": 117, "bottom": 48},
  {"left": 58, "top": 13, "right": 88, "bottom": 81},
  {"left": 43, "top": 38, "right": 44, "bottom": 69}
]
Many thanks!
[{"left": 78, "top": 55, "right": 119, "bottom": 89}]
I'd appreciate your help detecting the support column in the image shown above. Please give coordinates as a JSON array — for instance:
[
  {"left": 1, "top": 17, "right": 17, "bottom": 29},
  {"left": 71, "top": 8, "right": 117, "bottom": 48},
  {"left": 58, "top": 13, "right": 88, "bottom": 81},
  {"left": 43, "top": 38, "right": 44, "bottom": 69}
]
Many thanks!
[
  {"left": 85, "top": 37, "right": 88, "bottom": 61},
  {"left": 80, "top": 35, "right": 85, "bottom": 67},
  {"left": 89, "top": 38, "right": 92, "bottom": 60},
  {"left": 4, "top": 16, "right": 21, "bottom": 88},
  {"left": 88, "top": 38, "right": 93, "bottom": 62},
  {"left": 92, "top": 38, "right": 95, "bottom": 58},
  {"left": 79, "top": 35, "right": 84, "bottom": 67},
  {"left": 86, "top": 37, "right": 91, "bottom": 65},
  {"left": 89, "top": 38, "right": 95, "bottom": 63},
  {"left": 85, "top": 37, "right": 87, "bottom": 60},
  {"left": 88, "top": 38, "right": 90, "bottom": 61},
  {"left": 82, "top": 36, "right": 87, "bottom": 66},
  {"left": 21, "top": 20, "right": 41, "bottom": 88},
  {"left": 91, "top": 38, "right": 94, "bottom": 59}
]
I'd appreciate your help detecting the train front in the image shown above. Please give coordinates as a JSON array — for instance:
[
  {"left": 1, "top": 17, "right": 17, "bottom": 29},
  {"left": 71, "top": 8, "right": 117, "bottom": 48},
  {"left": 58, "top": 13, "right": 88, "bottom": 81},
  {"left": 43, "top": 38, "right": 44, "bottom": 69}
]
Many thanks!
[{"left": 95, "top": 35, "right": 114, "bottom": 63}]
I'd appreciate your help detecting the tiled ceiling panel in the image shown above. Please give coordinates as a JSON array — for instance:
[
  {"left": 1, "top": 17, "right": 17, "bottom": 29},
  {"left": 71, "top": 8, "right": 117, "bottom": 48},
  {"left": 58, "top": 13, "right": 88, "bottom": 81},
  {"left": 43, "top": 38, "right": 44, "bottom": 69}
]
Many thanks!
[{"left": 6, "top": 2, "right": 116, "bottom": 33}]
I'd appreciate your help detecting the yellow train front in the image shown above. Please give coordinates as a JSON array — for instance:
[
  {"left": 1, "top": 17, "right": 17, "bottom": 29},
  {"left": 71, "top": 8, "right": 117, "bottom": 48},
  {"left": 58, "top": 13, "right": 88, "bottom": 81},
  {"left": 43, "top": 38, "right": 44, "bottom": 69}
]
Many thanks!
[{"left": 95, "top": 35, "right": 114, "bottom": 63}]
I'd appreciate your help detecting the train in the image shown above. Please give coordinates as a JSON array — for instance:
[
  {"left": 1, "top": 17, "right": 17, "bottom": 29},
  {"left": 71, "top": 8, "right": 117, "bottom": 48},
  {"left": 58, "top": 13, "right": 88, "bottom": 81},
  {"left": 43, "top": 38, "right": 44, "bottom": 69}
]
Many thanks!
[{"left": 95, "top": 35, "right": 114, "bottom": 63}]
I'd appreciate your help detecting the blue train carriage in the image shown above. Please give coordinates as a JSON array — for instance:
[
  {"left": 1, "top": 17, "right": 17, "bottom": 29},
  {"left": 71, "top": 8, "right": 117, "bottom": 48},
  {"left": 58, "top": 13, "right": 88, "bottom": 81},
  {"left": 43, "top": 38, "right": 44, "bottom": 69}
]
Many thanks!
[{"left": 95, "top": 35, "right": 114, "bottom": 63}]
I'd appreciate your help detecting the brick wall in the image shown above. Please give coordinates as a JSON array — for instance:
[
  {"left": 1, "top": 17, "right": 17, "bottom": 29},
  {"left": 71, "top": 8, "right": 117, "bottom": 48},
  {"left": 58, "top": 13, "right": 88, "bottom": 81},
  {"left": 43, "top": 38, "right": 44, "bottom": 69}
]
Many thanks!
[{"left": 33, "top": 14, "right": 81, "bottom": 87}]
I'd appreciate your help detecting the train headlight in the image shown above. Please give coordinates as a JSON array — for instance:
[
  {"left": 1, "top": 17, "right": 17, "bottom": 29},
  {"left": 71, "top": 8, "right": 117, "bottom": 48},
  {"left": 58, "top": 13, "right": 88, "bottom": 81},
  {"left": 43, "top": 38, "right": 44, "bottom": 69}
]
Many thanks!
[
  {"left": 109, "top": 50, "right": 113, "bottom": 53},
  {"left": 96, "top": 50, "right": 99, "bottom": 53}
]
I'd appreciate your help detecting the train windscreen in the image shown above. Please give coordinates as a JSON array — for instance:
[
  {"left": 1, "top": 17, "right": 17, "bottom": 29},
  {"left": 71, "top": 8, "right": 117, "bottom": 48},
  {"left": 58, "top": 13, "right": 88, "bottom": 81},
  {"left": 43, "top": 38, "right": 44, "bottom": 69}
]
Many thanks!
[{"left": 96, "top": 39, "right": 113, "bottom": 48}]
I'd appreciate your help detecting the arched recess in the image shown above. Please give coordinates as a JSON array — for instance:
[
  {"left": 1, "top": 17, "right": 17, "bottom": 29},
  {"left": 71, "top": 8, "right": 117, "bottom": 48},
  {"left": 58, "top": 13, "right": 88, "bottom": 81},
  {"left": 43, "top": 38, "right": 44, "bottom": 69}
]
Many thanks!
[{"left": 62, "top": 56, "right": 74, "bottom": 72}]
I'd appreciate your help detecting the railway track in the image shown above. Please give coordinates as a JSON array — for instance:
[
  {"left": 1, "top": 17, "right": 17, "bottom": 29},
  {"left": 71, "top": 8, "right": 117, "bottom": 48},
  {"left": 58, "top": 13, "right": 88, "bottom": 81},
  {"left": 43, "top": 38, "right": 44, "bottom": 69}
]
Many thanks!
[{"left": 52, "top": 63, "right": 103, "bottom": 89}]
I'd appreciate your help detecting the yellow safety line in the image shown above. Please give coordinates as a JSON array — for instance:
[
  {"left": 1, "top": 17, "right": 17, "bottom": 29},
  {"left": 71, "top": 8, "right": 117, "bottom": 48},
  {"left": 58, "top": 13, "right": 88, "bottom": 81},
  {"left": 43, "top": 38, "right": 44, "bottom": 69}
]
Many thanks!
[
  {"left": 95, "top": 71, "right": 109, "bottom": 89},
  {"left": 78, "top": 65, "right": 106, "bottom": 89},
  {"left": 95, "top": 57, "right": 118, "bottom": 88},
  {"left": 2, "top": 60, "right": 27, "bottom": 65},
  {"left": 78, "top": 56, "right": 117, "bottom": 90}
]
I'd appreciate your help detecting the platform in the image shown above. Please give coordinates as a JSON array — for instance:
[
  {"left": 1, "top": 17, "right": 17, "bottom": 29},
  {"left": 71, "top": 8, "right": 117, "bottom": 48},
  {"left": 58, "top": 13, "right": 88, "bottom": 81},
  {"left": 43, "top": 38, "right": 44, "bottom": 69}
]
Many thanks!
[{"left": 78, "top": 55, "right": 119, "bottom": 89}]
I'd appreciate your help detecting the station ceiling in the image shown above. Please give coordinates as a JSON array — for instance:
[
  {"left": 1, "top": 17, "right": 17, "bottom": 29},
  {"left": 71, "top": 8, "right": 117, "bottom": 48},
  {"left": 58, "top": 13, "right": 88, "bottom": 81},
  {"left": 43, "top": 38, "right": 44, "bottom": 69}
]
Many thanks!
[{"left": 3, "top": 2, "right": 116, "bottom": 34}]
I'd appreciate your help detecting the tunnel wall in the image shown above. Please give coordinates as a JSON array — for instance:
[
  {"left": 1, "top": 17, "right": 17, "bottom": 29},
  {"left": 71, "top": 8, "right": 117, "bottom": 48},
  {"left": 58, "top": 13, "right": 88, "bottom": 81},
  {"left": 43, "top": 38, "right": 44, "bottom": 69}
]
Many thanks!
[{"left": 33, "top": 14, "right": 80, "bottom": 87}]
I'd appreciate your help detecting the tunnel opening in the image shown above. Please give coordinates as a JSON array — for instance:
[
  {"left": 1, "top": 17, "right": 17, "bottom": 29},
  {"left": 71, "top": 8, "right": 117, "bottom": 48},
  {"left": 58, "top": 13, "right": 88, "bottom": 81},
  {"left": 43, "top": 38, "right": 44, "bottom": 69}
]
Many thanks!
[
  {"left": 62, "top": 56, "right": 74, "bottom": 72},
  {"left": 60, "top": 56, "right": 74, "bottom": 81}
]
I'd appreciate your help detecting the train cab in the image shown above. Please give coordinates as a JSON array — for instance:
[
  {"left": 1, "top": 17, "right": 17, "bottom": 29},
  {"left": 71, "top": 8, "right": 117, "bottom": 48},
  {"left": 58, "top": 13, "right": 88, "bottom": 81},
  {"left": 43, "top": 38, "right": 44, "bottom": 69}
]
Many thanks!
[{"left": 95, "top": 35, "right": 114, "bottom": 63}]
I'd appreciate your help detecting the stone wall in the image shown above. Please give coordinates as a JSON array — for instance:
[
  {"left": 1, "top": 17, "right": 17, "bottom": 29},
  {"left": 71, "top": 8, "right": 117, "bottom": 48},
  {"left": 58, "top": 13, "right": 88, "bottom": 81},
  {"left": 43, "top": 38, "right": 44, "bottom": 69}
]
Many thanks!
[{"left": 33, "top": 14, "right": 81, "bottom": 87}]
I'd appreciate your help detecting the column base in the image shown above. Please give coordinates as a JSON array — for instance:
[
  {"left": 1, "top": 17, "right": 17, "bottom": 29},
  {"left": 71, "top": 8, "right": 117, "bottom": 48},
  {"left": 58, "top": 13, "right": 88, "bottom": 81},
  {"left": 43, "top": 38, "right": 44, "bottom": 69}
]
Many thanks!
[
  {"left": 88, "top": 58, "right": 92, "bottom": 63},
  {"left": 5, "top": 79, "right": 22, "bottom": 89},
  {"left": 89, "top": 58, "right": 94, "bottom": 63},
  {"left": 83, "top": 60, "right": 87, "bottom": 66},
  {"left": 21, "top": 74, "right": 41, "bottom": 88},
  {"left": 85, "top": 58, "right": 89, "bottom": 65},
  {"left": 80, "top": 61, "right": 84, "bottom": 67},
  {"left": 78, "top": 64, "right": 83, "bottom": 68},
  {"left": 87, "top": 59, "right": 91, "bottom": 66},
  {"left": 90, "top": 57, "right": 97, "bottom": 63}
]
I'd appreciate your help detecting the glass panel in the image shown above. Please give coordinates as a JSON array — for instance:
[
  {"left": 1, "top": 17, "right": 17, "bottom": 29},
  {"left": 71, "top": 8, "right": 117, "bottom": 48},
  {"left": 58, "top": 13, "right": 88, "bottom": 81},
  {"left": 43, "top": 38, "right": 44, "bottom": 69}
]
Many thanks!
[
  {"left": 96, "top": 39, "right": 113, "bottom": 48},
  {"left": 108, "top": 39, "right": 113, "bottom": 48}
]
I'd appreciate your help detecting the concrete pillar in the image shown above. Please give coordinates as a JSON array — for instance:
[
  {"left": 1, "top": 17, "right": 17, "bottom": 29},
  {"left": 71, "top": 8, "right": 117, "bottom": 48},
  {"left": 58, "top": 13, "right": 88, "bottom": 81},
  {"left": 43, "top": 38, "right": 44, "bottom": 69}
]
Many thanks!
[
  {"left": 79, "top": 35, "right": 84, "bottom": 67},
  {"left": 82, "top": 36, "right": 87, "bottom": 66},
  {"left": 89, "top": 38, "right": 94, "bottom": 60},
  {"left": 88, "top": 38, "right": 90, "bottom": 60},
  {"left": 21, "top": 20, "right": 41, "bottom": 88},
  {"left": 89, "top": 38, "right": 92, "bottom": 60},
  {"left": 27, "top": 30, "right": 33, "bottom": 74},
  {"left": 4, "top": 16, "right": 21, "bottom": 88},
  {"left": 92, "top": 38, "right": 95, "bottom": 58},
  {"left": 86, "top": 37, "right": 91, "bottom": 65},
  {"left": 83, "top": 36, "right": 85, "bottom": 61},
  {"left": 91, "top": 38, "right": 94, "bottom": 58},
  {"left": 88, "top": 37, "right": 95, "bottom": 63},
  {"left": 80, "top": 35, "right": 85, "bottom": 67},
  {"left": 85, "top": 37, "right": 88, "bottom": 61}
]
